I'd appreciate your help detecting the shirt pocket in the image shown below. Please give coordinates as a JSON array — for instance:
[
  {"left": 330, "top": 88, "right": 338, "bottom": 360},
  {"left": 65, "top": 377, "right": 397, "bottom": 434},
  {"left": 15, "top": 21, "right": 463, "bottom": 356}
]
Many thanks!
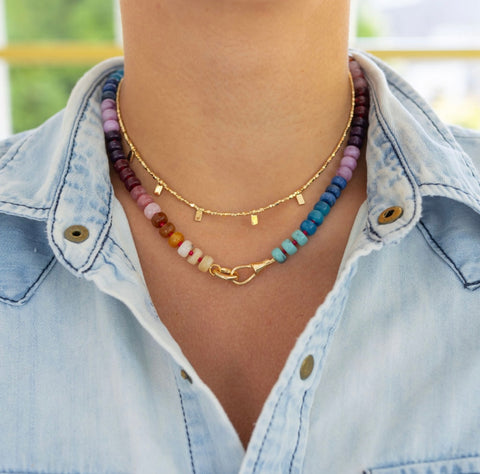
[{"left": 364, "top": 455, "right": 480, "bottom": 474}]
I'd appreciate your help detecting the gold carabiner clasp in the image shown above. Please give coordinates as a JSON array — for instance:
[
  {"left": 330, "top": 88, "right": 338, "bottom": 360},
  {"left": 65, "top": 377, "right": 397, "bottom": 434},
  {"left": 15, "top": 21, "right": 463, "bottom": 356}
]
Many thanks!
[
  {"left": 231, "top": 258, "right": 276, "bottom": 286},
  {"left": 208, "top": 264, "right": 239, "bottom": 282}
]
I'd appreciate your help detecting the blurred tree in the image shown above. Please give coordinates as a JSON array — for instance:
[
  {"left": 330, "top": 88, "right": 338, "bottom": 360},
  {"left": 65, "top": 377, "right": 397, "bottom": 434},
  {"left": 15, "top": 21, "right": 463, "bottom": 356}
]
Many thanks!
[{"left": 5, "top": 0, "right": 115, "bottom": 132}]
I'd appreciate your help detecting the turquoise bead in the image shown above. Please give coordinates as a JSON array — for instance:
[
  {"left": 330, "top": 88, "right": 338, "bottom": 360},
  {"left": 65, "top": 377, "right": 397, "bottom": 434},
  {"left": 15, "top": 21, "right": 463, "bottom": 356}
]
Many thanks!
[
  {"left": 308, "top": 210, "right": 324, "bottom": 225},
  {"left": 301, "top": 219, "right": 317, "bottom": 236},
  {"left": 282, "top": 239, "right": 298, "bottom": 256},
  {"left": 272, "top": 247, "right": 287, "bottom": 263},
  {"left": 292, "top": 229, "right": 308, "bottom": 246}
]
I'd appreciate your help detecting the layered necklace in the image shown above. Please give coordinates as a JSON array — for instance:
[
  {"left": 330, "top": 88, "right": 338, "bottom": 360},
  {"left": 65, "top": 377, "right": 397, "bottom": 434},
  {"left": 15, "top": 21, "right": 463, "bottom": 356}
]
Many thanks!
[{"left": 101, "top": 57, "right": 369, "bottom": 285}]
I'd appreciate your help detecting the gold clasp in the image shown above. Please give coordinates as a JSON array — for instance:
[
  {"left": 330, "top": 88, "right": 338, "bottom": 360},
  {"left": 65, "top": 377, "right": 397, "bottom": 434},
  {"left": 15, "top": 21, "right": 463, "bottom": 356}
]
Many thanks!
[
  {"left": 208, "top": 258, "right": 276, "bottom": 285},
  {"left": 231, "top": 258, "right": 276, "bottom": 286}
]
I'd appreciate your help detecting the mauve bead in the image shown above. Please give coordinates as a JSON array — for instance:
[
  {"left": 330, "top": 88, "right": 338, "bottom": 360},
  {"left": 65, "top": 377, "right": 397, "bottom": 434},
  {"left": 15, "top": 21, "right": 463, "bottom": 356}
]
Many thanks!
[
  {"left": 101, "top": 99, "right": 116, "bottom": 112},
  {"left": 337, "top": 166, "right": 353, "bottom": 181},
  {"left": 159, "top": 222, "right": 175, "bottom": 238},
  {"left": 340, "top": 156, "right": 358, "bottom": 170},
  {"left": 102, "top": 108, "right": 117, "bottom": 122},
  {"left": 124, "top": 176, "right": 141, "bottom": 192},
  {"left": 151, "top": 212, "right": 168, "bottom": 228},
  {"left": 144, "top": 202, "right": 161, "bottom": 219},
  {"left": 351, "top": 69, "right": 364, "bottom": 79},
  {"left": 350, "top": 126, "right": 365, "bottom": 138},
  {"left": 113, "top": 159, "right": 130, "bottom": 172},
  {"left": 109, "top": 149, "right": 126, "bottom": 162},
  {"left": 353, "top": 77, "right": 368, "bottom": 89},
  {"left": 103, "top": 120, "right": 120, "bottom": 133},
  {"left": 348, "top": 136, "right": 363, "bottom": 147},
  {"left": 105, "top": 130, "right": 121, "bottom": 142},
  {"left": 119, "top": 167, "right": 135, "bottom": 182},
  {"left": 343, "top": 145, "right": 361, "bottom": 160},
  {"left": 137, "top": 193, "right": 154, "bottom": 210},
  {"left": 130, "top": 186, "right": 147, "bottom": 200}
]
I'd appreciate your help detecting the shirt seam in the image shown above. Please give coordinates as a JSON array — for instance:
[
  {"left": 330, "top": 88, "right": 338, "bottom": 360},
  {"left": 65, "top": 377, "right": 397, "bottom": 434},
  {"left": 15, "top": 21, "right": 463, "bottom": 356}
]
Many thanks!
[{"left": 176, "top": 387, "right": 196, "bottom": 474}]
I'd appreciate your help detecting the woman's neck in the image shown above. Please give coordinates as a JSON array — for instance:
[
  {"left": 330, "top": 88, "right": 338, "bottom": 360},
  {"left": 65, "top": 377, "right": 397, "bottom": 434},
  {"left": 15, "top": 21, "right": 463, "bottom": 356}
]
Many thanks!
[{"left": 118, "top": 0, "right": 352, "bottom": 210}]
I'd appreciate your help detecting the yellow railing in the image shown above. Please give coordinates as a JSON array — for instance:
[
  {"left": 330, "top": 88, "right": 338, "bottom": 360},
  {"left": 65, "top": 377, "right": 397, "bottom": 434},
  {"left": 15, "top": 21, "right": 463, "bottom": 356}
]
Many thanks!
[{"left": 1, "top": 42, "right": 480, "bottom": 64}]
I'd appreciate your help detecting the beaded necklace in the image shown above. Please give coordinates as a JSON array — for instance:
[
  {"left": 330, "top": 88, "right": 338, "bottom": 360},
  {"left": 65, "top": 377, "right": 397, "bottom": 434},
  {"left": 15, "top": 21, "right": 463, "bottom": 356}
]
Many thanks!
[{"left": 101, "top": 57, "right": 369, "bottom": 285}]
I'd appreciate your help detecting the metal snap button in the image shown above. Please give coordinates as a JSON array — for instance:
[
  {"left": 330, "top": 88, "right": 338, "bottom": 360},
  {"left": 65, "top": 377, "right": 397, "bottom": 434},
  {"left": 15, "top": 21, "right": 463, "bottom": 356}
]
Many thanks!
[
  {"left": 378, "top": 206, "right": 404, "bottom": 225},
  {"left": 180, "top": 369, "right": 193, "bottom": 384},
  {"left": 64, "top": 225, "right": 90, "bottom": 243},
  {"left": 300, "top": 355, "right": 315, "bottom": 380}
]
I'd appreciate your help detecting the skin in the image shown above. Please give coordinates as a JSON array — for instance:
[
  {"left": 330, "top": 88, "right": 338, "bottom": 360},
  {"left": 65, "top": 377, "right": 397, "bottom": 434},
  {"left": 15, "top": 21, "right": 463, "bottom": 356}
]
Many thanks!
[{"left": 116, "top": 0, "right": 365, "bottom": 448}]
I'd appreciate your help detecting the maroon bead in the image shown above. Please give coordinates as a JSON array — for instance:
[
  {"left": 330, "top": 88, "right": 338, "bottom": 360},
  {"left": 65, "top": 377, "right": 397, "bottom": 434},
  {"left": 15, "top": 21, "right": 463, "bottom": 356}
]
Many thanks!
[
  {"left": 354, "top": 86, "right": 368, "bottom": 97},
  {"left": 354, "top": 105, "right": 368, "bottom": 118},
  {"left": 159, "top": 222, "right": 175, "bottom": 238},
  {"left": 151, "top": 212, "right": 168, "bottom": 228},
  {"left": 347, "top": 136, "right": 363, "bottom": 147},
  {"left": 109, "top": 149, "right": 126, "bottom": 162},
  {"left": 355, "top": 95, "right": 369, "bottom": 106},
  {"left": 118, "top": 167, "right": 135, "bottom": 182},
  {"left": 113, "top": 159, "right": 130, "bottom": 173},
  {"left": 352, "top": 116, "right": 368, "bottom": 128},
  {"left": 124, "top": 176, "right": 141, "bottom": 192},
  {"left": 105, "top": 130, "right": 121, "bottom": 142}
]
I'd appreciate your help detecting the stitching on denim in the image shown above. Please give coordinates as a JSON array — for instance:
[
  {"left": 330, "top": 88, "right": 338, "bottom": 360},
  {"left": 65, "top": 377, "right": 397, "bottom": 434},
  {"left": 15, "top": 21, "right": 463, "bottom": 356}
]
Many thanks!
[
  {"left": 176, "top": 387, "right": 196, "bottom": 474},
  {"left": 0, "top": 200, "right": 49, "bottom": 211},
  {"left": 288, "top": 390, "right": 308, "bottom": 474},
  {"left": 389, "top": 81, "right": 478, "bottom": 180},
  {"left": 49, "top": 66, "right": 120, "bottom": 274},
  {"left": 420, "top": 182, "right": 480, "bottom": 206},
  {"left": 253, "top": 290, "right": 344, "bottom": 471},
  {"left": 0, "top": 256, "right": 56, "bottom": 305},
  {"left": 417, "top": 221, "right": 480, "bottom": 288},
  {"left": 0, "top": 130, "right": 35, "bottom": 173},
  {"left": 107, "top": 236, "right": 137, "bottom": 272}
]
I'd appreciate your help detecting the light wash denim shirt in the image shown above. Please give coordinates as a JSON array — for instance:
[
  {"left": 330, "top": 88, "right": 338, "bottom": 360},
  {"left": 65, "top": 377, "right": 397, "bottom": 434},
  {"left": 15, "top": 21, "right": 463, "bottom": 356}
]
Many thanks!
[{"left": 1, "top": 51, "right": 480, "bottom": 474}]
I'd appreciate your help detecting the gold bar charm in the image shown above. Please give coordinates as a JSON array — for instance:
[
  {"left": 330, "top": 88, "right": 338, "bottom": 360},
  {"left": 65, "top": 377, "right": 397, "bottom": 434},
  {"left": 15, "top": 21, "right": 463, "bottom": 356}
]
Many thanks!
[
  {"left": 154, "top": 184, "right": 163, "bottom": 196},
  {"left": 296, "top": 193, "right": 305, "bottom": 205},
  {"left": 194, "top": 209, "right": 203, "bottom": 222},
  {"left": 251, "top": 215, "right": 259, "bottom": 226}
]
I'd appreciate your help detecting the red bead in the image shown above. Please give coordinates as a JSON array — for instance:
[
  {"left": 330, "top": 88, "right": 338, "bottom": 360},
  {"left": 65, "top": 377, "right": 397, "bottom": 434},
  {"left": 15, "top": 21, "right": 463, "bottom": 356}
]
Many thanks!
[
  {"left": 118, "top": 167, "right": 135, "bottom": 182},
  {"left": 292, "top": 240, "right": 298, "bottom": 246},
  {"left": 303, "top": 230, "right": 309, "bottom": 236},
  {"left": 198, "top": 257, "right": 203, "bottom": 263},
  {"left": 281, "top": 249, "right": 287, "bottom": 255},
  {"left": 113, "top": 159, "right": 129, "bottom": 173},
  {"left": 124, "top": 176, "right": 141, "bottom": 192},
  {"left": 188, "top": 250, "right": 194, "bottom": 256}
]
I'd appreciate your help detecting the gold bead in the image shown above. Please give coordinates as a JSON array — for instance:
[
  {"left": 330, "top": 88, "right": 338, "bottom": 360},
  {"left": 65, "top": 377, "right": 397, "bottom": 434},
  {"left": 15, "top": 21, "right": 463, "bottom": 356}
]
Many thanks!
[{"left": 168, "top": 232, "right": 185, "bottom": 248}]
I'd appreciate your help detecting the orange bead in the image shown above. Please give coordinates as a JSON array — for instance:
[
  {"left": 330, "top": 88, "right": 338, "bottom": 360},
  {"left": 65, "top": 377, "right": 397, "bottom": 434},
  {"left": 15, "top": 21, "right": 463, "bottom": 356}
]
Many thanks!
[
  {"left": 168, "top": 231, "right": 185, "bottom": 248},
  {"left": 159, "top": 222, "right": 175, "bottom": 238}
]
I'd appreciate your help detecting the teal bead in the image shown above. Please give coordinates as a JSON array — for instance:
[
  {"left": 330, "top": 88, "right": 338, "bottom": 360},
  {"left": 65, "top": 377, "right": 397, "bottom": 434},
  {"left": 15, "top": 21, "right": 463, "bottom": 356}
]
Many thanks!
[
  {"left": 292, "top": 229, "right": 308, "bottom": 246},
  {"left": 308, "top": 210, "right": 324, "bottom": 226},
  {"left": 282, "top": 239, "right": 298, "bottom": 256},
  {"left": 272, "top": 247, "right": 287, "bottom": 263},
  {"left": 314, "top": 200, "right": 331, "bottom": 216}
]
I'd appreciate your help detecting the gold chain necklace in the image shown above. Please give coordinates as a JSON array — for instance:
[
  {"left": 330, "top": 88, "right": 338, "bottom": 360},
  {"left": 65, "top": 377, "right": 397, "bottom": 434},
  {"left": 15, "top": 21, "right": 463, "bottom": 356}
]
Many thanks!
[{"left": 116, "top": 74, "right": 355, "bottom": 225}]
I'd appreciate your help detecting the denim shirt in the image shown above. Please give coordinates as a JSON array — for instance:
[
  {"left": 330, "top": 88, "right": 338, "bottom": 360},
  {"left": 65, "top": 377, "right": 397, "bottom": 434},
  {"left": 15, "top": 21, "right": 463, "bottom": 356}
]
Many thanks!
[{"left": 1, "top": 51, "right": 480, "bottom": 474}]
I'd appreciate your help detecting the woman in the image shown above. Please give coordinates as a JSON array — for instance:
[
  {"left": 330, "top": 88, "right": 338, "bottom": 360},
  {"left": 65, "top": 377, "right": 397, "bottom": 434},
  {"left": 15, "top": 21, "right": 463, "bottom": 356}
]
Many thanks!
[{"left": 1, "top": 1, "right": 479, "bottom": 472}]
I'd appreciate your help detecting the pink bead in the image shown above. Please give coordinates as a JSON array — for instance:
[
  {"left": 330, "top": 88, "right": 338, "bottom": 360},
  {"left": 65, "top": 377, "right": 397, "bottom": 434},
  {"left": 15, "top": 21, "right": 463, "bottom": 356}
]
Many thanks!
[
  {"left": 102, "top": 108, "right": 117, "bottom": 122},
  {"left": 101, "top": 99, "right": 116, "bottom": 112},
  {"left": 343, "top": 145, "right": 361, "bottom": 160},
  {"left": 144, "top": 202, "right": 161, "bottom": 219},
  {"left": 337, "top": 166, "right": 353, "bottom": 182},
  {"left": 103, "top": 120, "right": 120, "bottom": 133},
  {"left": 340, "top": 156, "right": 358, "bottom": 170},
  {"left": 130, "top": 185, "right": 147, "bottom": 200},
  {"left": 350, "top": 68, "right": 364, "bottom": 79},
  {"left": 137, "top": 193, "right": 154, "bottom": 210}
]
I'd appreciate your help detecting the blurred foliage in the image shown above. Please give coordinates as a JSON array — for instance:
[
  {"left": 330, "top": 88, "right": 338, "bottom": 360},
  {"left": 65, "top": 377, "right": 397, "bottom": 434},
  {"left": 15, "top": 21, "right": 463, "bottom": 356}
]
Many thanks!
[{"left": 5, "top": 0, "right": 115, "bottom": 133}]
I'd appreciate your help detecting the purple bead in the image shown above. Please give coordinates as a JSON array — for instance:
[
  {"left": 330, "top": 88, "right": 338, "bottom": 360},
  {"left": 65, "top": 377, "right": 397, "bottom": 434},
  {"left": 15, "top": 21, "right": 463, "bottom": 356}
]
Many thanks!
[
  {"left": 352, "top": 117, "right": 368, "bottom": 128},
  {"left": 337, "top": 166, "right": 353, "bottom": 182},
  {"left": 348, "top": 136, "right": 363, "bottom": 147},
  {"left": 105, "top": 130, "right": 121, "bottom": 142},
  {"left": 102, "top": 108, "right": 118, "bottom": 122},
  {"left": 350, "top": 126, "right": 365, "bottom": 138},
  {"left": 343, "top": 145, "right": 361, "bottom": 160},
  {"left": 355, "top": 95, "right": 369, "bottom": 107},
  {"left": 353, "top": 77, "right": 368, "bottom": 89},
  {"left": 106, "top": 140, "right": 122, "bottom": 153},
  {"left": 119, "top": 167, "right": 135, "bottom": 182},
  {"left": 103, "top": 120, "right": 120, "bottom": 133},
  {"left": 101, "top": 99, "right": 116, "bottom": 112},
  {"left": 130, "top": 185, "right": 147, "bottom": 200},
  {"left": 340, "top": 156, "right": 357, "bottom": 170},
  {"left": 108, "top": 149, "right": 126, "bottom": 163},
  {"left": 137, "top": 193, "right": 154, "bottom": 210}
]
